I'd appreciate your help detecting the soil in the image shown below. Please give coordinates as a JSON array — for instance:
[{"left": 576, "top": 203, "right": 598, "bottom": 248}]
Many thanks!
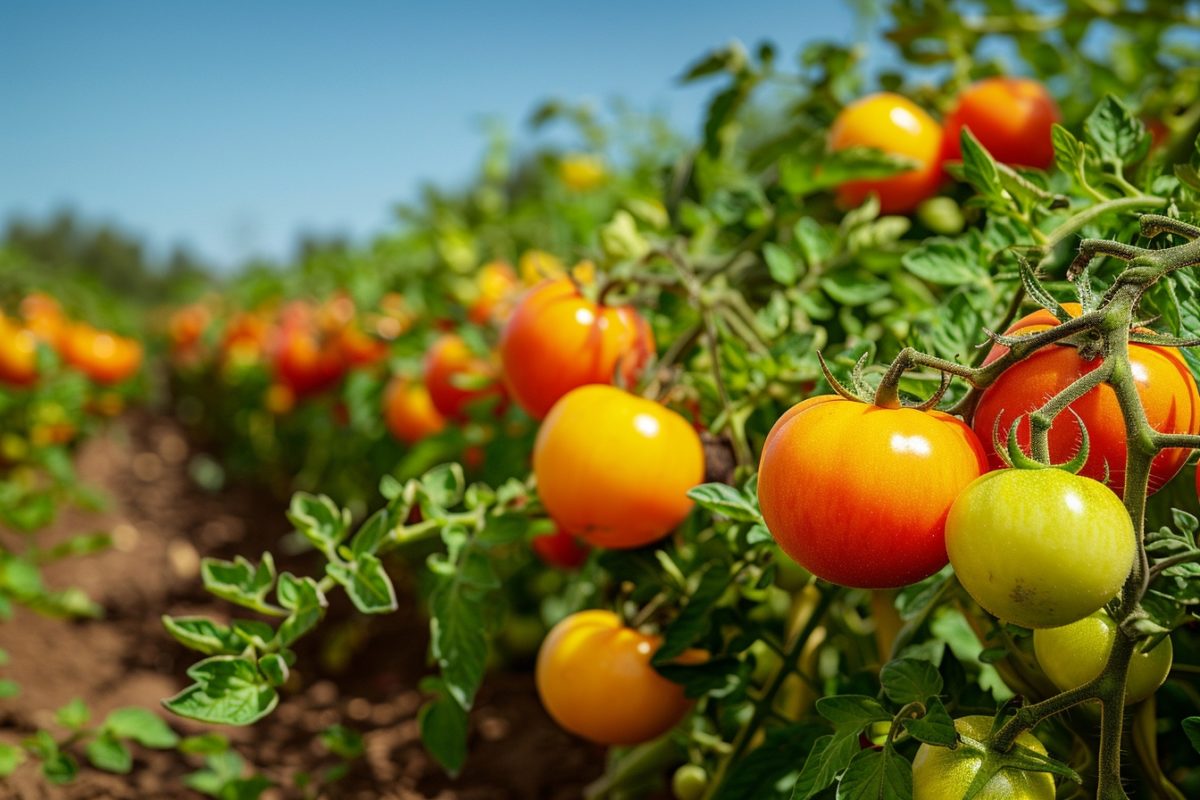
[{"left": 0, "top": 413, "right": 605, "bottom": 799}]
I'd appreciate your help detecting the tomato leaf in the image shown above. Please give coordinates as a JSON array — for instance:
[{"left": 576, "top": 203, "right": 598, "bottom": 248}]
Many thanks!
[
  {"left": 880, "top": 658, "right": 943, "bottom": 705},
  {"left": 687, "top": 483, "right": 762, "bottom": 522},
  {"left": 816, "top": 695, "right": 892, "bottom": 728},
  {"left": 55, "top": 697, "right": 90, "bottom": 730},
  {"left": 162, "top": 616, "right": 245, "bottom": 656},
  {"left": 0, "top": 743, "right": 25, "bottom": 777},
  {"left": 900, "top": 697, "right": 957, "bottom": 747},
  {"left": 287, "top": 493, "right": 350, "bottom": 559},
  {"left": 420, "top": 463, "right": 466, "bottom": 509},
  {"left": 326, "top": 554, "right": 397, "bottom": 615},
  {"left": 791, "top": 731, "right": 860, "bottom": 800},
  {"left": 958, "top": 128, "right": 1005, "bottom": 205},
  {"left": 349, "top": 507, "right": 392, "bottom": 557},
  {"left": 836, "top": 747, "right": 913, "bottom": 800},
  {"left": 654, "top": 560, "right": 732, "bottom": 664},
  {"left": 429, "top": 577, "right": 489, "bottom": 710},
  {"left": 764, "top": 243, "right": 800, "bottom": 286},
  {"left": 1184, "top": 717, "right": 1200, "bottom": 753},
  {"left": 103, "top": 707, "right": 180, "bottom": 749},
  {"left": 86, "top": 732, "right": 132, "bottom": 774},
  {"left": 902, "top": 238, "right": 984, "bottom": 286},
  {"left": 656, "top": 657, "right": 747, "bottom": 700},
  {"left": 419, "top": 680, "right": 469, "bottom": 776},
  {"left": 162, "top": 656, "right": 278, "bottom": 726},
  {"left": 275, "top": 573, "right": 327, "bottom": 647},
  {"left": 201, "top": 553, "right": 279, "bottom": 613},
  {"left": 1084, "top": 95, "right": 1149, "bottom": 166},
  {"left": 713, "top": 722, "right": 825, "bottom": 800}
]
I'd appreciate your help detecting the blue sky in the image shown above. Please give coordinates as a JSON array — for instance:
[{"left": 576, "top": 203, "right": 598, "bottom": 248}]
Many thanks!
[{"left": 2, "top": 1, "right": 872, "bottom": 269}]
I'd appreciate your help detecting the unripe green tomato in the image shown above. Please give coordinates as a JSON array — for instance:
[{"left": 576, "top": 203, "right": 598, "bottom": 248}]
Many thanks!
[
  {"left": 672, "top": 764, "right": 708, "bottom": 800},
  {"left": 916, "top": 196, "right": 965, "bottom": 235},
  {"left": 748, "top": 639, "right": 782, "bottom": 685},
  {"left": 1033, "top": 610, "right": 1172, "bottom": 703},
  {"left": 912, "top": 716, "right": 1054, "bottom": 800}
]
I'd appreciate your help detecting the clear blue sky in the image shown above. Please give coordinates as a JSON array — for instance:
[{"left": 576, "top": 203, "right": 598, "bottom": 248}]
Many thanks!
[{"left": 2, "top": 1, "right": 873, "bottom": 269}]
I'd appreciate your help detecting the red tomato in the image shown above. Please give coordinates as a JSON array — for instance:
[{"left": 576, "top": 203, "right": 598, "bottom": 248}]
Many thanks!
[
  {"left": 273, "top": 327, "right": 345, "bottom": 396},
  {"left": 423, "top": 334, "right": 504, "bottom": 421},
  {"left": 499, "top": 279, "right": 655, "bottom": 419},
  {"left": 757, "top": 396, "right": 988, "bottom": 588},
  {"left": 943, "top": 77, "right": 1060, "bottom": 170},
  {"left": 828, "top": 93, "right": 944, "bottom": 213},
  {"left": 531, "top": 529, "right": 589, "bottom": 569},
  {"left": 533, "top": 385, "right": 704, "bottom": 549},
  {"left": 382, "top": 376, "right": 446, "bottom": 444},
  {"left": 973, "top": 305, "right": 1200, "bottom": 497}
]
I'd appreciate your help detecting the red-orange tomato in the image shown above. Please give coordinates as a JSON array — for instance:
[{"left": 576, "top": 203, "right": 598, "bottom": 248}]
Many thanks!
[
  {"left": 534, "top": 385, "right": 704, "bottom": 549},
  {"left": 468, "top": 261, "right": 520, "bottom": 325},
  {"left": 828, "top": 93, "right": 944, "bottom": 214},
  {"left": 273, "top": 328, "right": 345, "bottom": 396},
  {"left": 0, "top": 319, "right": 40, "bottom": 387},
  {"left": 943, "top": 77, "right": 1060, "bottom": 170},
  {"left": 335, "top": 324, "right": 388, "bottom": 367},
  {"left": 62, "top": 324, "right": 143, "bottom": 385},
  {"left": 499, "top": 279, "right": 655, "bottom": 419},
  {"left": 168, "top": 304, "right": 211, "bottom": 351},
  {"left": 20, "top": 293, "right": 67, "bottom": 349},
  {"left": 382, "top": 376, "right": 446, "bottom": 444},
  {"left": 423, "top": 334, "right": 504, "bottom": 421},
  {"left": 535, "top": 610, "right": 696, "bottom": 745},
  {"left": 758, "top": 397, "right": 988, "bottom": 588},
  {"left": 974, "top": 306, "right": 1200, "bottom": 498},
  {"left": 221, "top": 313, "right": 271, "bottom": 366},
  {"left": 531, "top": 529, "right": 590, "bottom": 569}
]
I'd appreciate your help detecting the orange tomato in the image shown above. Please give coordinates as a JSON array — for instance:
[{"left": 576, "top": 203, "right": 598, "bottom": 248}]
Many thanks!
[
  {"left": 422, "top": 334, "right": 504, "bottom": 421},
  {"left": 62, "top": 324, "right": 143, "bottom": 385},
  {"left": 499, "top": 279, "right": 656, "bottom": 419},
  {"left": 974, "top": 305, "right": 1200, "bottom": 497},
  {"left": 168, "top": 304, "right": 211, "bottom": 351},
  {"left": 0, "top": 318, "right": 40, "bottom": 387},
  {"left": 467, "top": 261, "right": 519, "bottom": 325},
  {"left": 382, "top": 376, "right": 446, "bottom": 444},
  {"left": 828, "top": 93, "right": 944, "bottom": 213},
  {"left": 335, "top": 324, "right": 388, "bottom": 367},
  {"left": 535, "top": 610, "right": 695, "bottom": 745},
  {"left": 943, "top": 77, "right": 1060, "bottom": 170},
  {"left": 20, "top": 293, "right": 67, "bottom": 349},
  {"left": 758, "top": 396, "right": 988, "bottom": 588},
  {"left": 273, "top": 328, "right": 345, "bottom": 397},
  {"left": 533, "top": 385, "right": 704, "bottom": 548},
  {"left": 221, "top": 313, "right": 271, "bottom": 366}
]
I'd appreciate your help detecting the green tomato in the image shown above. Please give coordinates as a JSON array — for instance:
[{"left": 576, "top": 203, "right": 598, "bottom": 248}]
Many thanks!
[
  {"left": 1033, "top": 610, "right": 1172, "bottom": 703},
  {"left": 912, "top": 716, "right": 1054, "bottom": 800},
  {"left": 672, "top": 764, "right": 708, "bottom": 800},
  {"left": 945, "top": 469, "right": 1134, "bottom": 628}
]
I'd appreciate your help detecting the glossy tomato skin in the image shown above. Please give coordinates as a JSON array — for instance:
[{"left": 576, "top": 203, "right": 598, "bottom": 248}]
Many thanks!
[
  {"left": 946, "top": 468, "right": 1134, "bottom": 628},
  {"left": 500, "top": 279, "right": 655, "bottom": 419},
  {"left": 974, "top": 306, "right": 1200, "bottom": 498},
  {"left": 62, "top": 324, "right": 143, "bottom": 385},
  {"left": 828, "top": 93, "right": 944, "bottom": 214},
  {"left": 534, "top": 385, "right": 703, "bottom": 549},
  {"left": 382, "top": 377, "right": 446, "bottom": 444},
  {"left": 757, "top": 397, "right": 987, "bottom": 589},
  {"left": 1033, "top": 610, "right": 1173, "bottom": 703},
  {"left": 535, "top": 610, "right": 694, "bottom": 745},
  {"left": 423, "top": 334, "right": 504, "bottom": 421},
  {"left": 944, "top": 77, "right": 1060, "bottom": 169},
  {"left": 531, "top": 528, "right": 590, "bottom": 569},
  {"left": 912, "top": 716, "right": 1054, "bottom": 800}
]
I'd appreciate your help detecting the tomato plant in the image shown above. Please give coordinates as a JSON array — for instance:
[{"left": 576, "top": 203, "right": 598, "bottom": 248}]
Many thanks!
[{"left": 943, "top": 77, "right": 1061, "bottom": 170}]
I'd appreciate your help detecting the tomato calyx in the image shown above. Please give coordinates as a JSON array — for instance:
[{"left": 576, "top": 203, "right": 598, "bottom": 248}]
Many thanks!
[
  {"left": 817, "top": 350, "right": 951, "bottom": 411},
  {"left": 943, "top": 729, "right": 1079, "bottom": 795},
  {"left": 994, "top": 412, "right": 1093, "bottom": 475}
]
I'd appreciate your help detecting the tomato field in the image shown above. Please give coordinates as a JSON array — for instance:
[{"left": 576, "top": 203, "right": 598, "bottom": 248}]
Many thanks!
[{"left": 4, "top": 1, "right": 1200, "bottom": 798}]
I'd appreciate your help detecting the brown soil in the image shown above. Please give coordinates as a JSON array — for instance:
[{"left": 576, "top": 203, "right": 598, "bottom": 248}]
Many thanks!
[{"left": 0, "top": 413, "right": 604, "bottom": 799}]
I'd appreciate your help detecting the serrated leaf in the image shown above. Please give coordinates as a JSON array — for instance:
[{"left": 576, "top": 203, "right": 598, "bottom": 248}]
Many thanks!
[
  {"left": 656, "top": 656, "right": 746, "bottom": 699},
  {"left": 1052, "top": 124, "right": 1083, "bottom": 178},
  {"left": 836, "top": 747, "right": 913, "bottom": 800},
  {"left": 959, "top": 128, "right": 1004, "bottom": 202},
  {"left": 163, "top": 656, "right": 278, "bottom": 726},
  {"left": 792, "top": 731, "right": 861, "bottom": 800},
  {"left": 429, "top": 578, "right": 489, "bottom": 710},
  {"left": 104, "top": 707, "right": 180, "bottom": 748},
  {"left": 902, "top": 238, "right": 983, "bottom": 285},
  {"left": 901, "top": 697, "right": 957, "bottom": 746},
  {"left": 687, "top": 483, "right": 761, "bottom": 522},
  {"left": 880, "top": 659, "right": 943, "bottom": 705},
  {"left": 163, "top": 616, "right": 245, "bottom": 656},
  {"left": 816, "top": 695, "right": 892, "bottom": 727},
  {"left": 420, "top": 463, "right": 466, "bottom": 509},
  {"left": 201, "top": 553, "right": 277, "bottom": 612},
  {"left": 326, "top": 554, "right": 397, "bottom": 614},
  {"left": 86, "top": 733, "right": 132, "bottom": 774},
  {"left": 714, "top": 722, "right": 825, "bottom": 800},
  {"left": 764, "top": 243, "right": 800, "bottom": 286},
  {"left": 821, "top": 272, "right": 892, "bottom": 306},
  {"left": 1084, "top": 95, "right": 1148, "bottom": 165},
  {"left": 286, "top": 493, "right": 349, "bottom": 557}
]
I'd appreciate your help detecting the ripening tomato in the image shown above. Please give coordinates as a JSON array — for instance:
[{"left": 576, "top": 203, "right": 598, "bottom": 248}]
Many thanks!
[
  {"left": 559, "top": 154, "right": 607, "bottom": 192},
  {"left": 974, "top": 304, "right": 1200, "bottom": 498},
  {"left": 946, "top": 468, "right": 1135, "bottom": 628},
  {"left": 467, "top": 261, "right": 519, "bottom": 325},
  {"left": 1033, "top": 610, "right": 1172, "bottom": 703},
  {"left": 273, "top": 327, "right": 344, "bottom": 396},
  {"left": 535, "top": 610, "right": 698, "bottom": 745},
  {"left": 828, "top": 93, "right": 944, "bottom": 213},
  {"left": 531, "top": 528, "right": 589, "bottom": 569},
  {"left": 943, "top": 77, "right": 1060, "bottom": 170},
  {"left": 423, "top": 334, "right": 504, "bottom": 421},
  {"left": 382, "top": 376, "right": 446, "bottom": 444},
  {"left": 335, "top": 324, "right": 387, "bottom": 367},
  {"left": 757, "top": 396, "right": 987, "bottom": 589},
  {"left": 534, "top": 385, "right": 703, "bottom": 548},
  {"left": 221, "top": 313, "right": 271, "bottom": 366},
  {"left": 168, "top": 304, "right": 211, "bottom": 352},
  {"left": 912, "top": 716, "right": 1054, "bottom": 800},
  {"left": 20, "top": 293, "right": 67, "bottom": 349},
  {"left": 61, "top": 324, "right": 143, "bottom": 385},
  {"left": 500, "top": 279, "right": 655, "bottom": 419},
  {"left": 0, "top": 319, "right": 40, "bottom": 387}
]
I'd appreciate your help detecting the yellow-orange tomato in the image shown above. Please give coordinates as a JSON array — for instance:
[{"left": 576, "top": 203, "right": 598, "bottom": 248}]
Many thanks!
[
  {"left": 62, "top": 324, "right": 143, "bottom": 385},
  {"left": 423, "top": 334, "right": 504, "bottom": 421},
  {"left": 758, "top": 396, "right": 988, "bottom": 588},
  {"left": 499, "top": 279, "right": 656, "bottom": 419},
  {"left": 468, "top": 261, "right": 519, "bottom": 325},
  {"left": 221, "top": 313, "right": 271, "bottom": 366},
  {"left": 383, "top": 376, "right": 446, "bottom": 444},
  {"left": 20, "top": 293, "right": 67, "bottom": 349},
  {"left": 0, "top": 319, "right": 40, "bottom": 387},
  {"left": 558, "top": 154, "right": 607, "bottom": 192},
  {"left": 534, "top": 385, "right": 704, "bottom": 548},
  {"left": 273, "top": 325, "right": 345, "bottom": 397},
  {"left": 536, "top": 610, "right": 696, "bottom": 745},
  {"left": 168, "top": 304, "right": 211, "bottom": 351},
  {"left": 335, "top": 324, "right": 387, "bottom": 367},
  {"left": 944, "top": 77, "right": 1060, "bottom": 170},
  {"left": 828, "top": 93, "right": 944, "bottom": 213},
  {"left": 518, "top": 250, "right": 566, "bottom": 285}
]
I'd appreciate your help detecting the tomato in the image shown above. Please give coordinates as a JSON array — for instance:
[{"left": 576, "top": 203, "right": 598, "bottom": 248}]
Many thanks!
[
  {"left": 672, "top": 765, "right": 708, "bottom": 800},
  {"left": 912, "top": 716, "right": 1054, "bottom": 800},
  {"left": 534, "top": 385, "right": 703, "bottom": 548},
  {"left": 61, "top": 324, "right": 143, "bottom": 385},
  {"left": 531, "top": 528, "right": 589, "bottom": 569},
  {"left": 20, "top": 293, "right": 67, "bottom": 349},
  {"left": 467, "top": 261, "right": 519, "bottom": 325},
  {"left": 559, "top": 154, "right": 607, "bottom": 192},
  {"left": 221, "top": 313, "right": 271, "bottom": 367},
  {"left": 0, "top": 319, "right": 40, "bottom": 387},
  {"left": 273, "top": 327, "right": 344, "bottom": 396},
  {"left": 757, "top": 396, "right": 987, "bottom": 589},
  {"left": 1033, "top": 610, "right": 1172, "bottom": 703},
  {"left": 828, "top": 93, "right": 943, "bottom": 213},
  {"left": 535, "top": 610, "right": 696, "bottom": 745},
  {"left": 946, "top": 468, "right": 1134, "bottom": 628},
  {"left": 973, "top": 304, "right": 1200, "bottom": 498},
  {"left": 943, "top": 77, "right": 1060, "bottom": 170},
  {"left": 264, "top": 383, "right": 296, "bottom": 415},
  {"left": 422, "top": 334, "right": 505, "bottom": 421},
  {"left": 382, "top": 376, "right": 446, "bottom": 444},
  {"left": 499, "top": 279, "right": 656, "bottom": 419},
  {"left": 168, "top": 304, "right": 211, "bottom": 352}
]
